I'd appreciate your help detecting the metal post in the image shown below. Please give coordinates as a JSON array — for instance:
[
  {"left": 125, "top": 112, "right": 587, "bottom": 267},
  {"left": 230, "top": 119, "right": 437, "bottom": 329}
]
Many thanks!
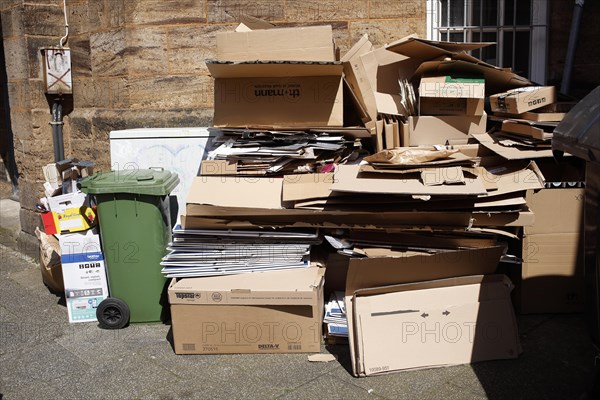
[
  {"left": 561, "top": 0, "right": 585, "bottom": 95},
  {"left": 51, "top": 98, "right": 65, "bottom": 162}
]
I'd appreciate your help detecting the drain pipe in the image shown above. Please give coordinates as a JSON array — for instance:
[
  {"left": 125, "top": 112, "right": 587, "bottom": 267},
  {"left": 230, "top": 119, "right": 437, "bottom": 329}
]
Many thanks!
[
  {"left": 560, "top": 0, "right": 585, "bottom": 95},
  {"left": 50, "top": 98, "right": 64, "bottom": 162}
]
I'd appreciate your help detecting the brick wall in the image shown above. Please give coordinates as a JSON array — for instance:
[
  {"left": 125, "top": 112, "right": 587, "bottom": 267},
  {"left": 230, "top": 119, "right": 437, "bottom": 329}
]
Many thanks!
[
  {"left": 0, "top": 0, "right": 427, "bottom": 237},
  {"left": 548, "top": 0, "right": 600, "bottom": 98}
]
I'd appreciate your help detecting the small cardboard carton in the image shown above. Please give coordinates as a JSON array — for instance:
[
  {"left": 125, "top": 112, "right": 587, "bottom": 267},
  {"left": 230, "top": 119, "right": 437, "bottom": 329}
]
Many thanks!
[
  {"left": 208, "top": 61, "right": 344, "bottom": 128},
  {"left": 59, "top": 228, "right": 109, "bottom": 323},
  {"left": 44, "top": 191, "right": 97, "bottom": 234},
  {"left": 347, "top": 275, "right": 520, "bottom": 376},
  {"left": 168, "top": 267, "right": 325, "bottom": 354},
  {"left": 403, "top": 113, "right": 487, "bottom": 146},
  {"left": 490, "top": 86, "right": 556, "bottom": 115},
  {"left": 217, "top": 25, "right": 335, "bottom": 62},
  {"left": 418, "top": 75, "right": 485, "bottom": 116}
]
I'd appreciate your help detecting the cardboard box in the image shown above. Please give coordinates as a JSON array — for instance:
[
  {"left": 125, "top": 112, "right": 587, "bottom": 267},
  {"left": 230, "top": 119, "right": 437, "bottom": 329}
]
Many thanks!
[
  {"left": 517, "top": 188, "right": 585, "bottom": 313},
  {"left": 168, "top": 267, "right": 325, "bottom": 354},
  {"left": 404, "top": 113, "right": 487, "bottom": 146},
  {"left": 419, "top": 75, "right": 485, "bottom": 116},
  {"left": 348, "top": 275, "right": 520, "bottom": 376},
  {"left": 44, "top": 190, "right": 97, "bottom": 233},
  {"left": 208, "top": 61, "right": 344, "bottom": 128},
  {"left": 490, "top": 86, "right": 556, "bottom": 115},
  {"left": 217, "top": 25, "right": 335, "bottom": 62},
  {"left": 59, "top": 229, "right": 109, "bottom": 323},
  {"left": 35, "top": 227, "right": 64, "bottom": 293}
]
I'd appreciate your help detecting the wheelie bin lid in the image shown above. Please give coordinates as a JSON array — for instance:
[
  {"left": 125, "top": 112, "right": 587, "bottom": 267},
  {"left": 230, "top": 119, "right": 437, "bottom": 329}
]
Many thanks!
[
  {"left": 553, "top": 86, "right": 600, "bottom": 162},
  {"left": 79, "top": 168, "right": 180, "bottom": 196}
]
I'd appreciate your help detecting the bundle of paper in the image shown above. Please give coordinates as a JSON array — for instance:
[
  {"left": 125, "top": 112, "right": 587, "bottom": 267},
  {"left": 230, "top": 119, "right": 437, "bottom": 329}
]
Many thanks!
[
  {"left": 324, "top": 291, "right": 348, "bottom": 337},
  {"left": 160, "top": 225, "right": 321, "bottom": 278},
  {"left": 202, "top": 128, "right": 364, "bottom": 175}
]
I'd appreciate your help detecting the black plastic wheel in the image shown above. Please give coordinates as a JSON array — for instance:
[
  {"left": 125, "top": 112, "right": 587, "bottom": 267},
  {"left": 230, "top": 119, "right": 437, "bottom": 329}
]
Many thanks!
[{"left": 96, "top": 297, "right": 130, "bottom": 329}]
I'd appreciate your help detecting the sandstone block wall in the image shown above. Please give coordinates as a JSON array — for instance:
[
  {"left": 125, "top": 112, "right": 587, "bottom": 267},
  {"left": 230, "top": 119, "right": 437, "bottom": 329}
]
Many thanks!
[{"left": 0, "top": 0, "right": 427, "bottom": 237}]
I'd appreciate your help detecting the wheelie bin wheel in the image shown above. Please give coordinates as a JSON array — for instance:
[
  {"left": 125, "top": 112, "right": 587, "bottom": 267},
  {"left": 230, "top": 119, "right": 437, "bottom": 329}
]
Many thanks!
[{"left": 96, "top": 297, "right": 130, "bottom": 329}]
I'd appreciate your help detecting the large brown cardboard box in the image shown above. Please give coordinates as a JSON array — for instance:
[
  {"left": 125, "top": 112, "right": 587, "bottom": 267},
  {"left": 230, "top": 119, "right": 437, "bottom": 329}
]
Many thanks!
[
  {"left": 168, "top": 268, "right": 325, "bottom": 354},
  {"left": 216, "top": 25, "right": 336, "bottom": 62},
  {"left": 347, "top": 275, "right": 520, "bottom": 376},
  {"left": 208, "top": 61, "right": 344, "bottom": 128},
  {"left": 517, "top": 188, "right": 585, "bottom": 313}
]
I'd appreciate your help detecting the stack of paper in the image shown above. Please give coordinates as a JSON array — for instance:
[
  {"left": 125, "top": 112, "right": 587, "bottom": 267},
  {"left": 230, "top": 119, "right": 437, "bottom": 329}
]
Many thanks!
[
  {"left": 324, "top": 291, "right": 348, "bottom": 337},
  {"left": 203, "top": 128, "right": 364, "bottom": 175},
  {"left": 160, "top": 226, "right": 321, "bottom": 278}
]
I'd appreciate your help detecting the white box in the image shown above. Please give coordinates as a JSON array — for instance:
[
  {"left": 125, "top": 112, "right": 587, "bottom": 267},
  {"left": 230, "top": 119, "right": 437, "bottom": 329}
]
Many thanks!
[
  {"left": 47, "top": 191, "right": 86, "bottom": 214},
  {"left": 59, "top": 229, "right": 109, "bottom": 323}
]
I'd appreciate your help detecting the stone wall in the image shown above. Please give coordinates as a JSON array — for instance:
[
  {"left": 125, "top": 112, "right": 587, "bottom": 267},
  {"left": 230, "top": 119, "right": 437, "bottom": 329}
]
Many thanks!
[{"left": 0, "top": 0, "right": 427, "bottom": 238}]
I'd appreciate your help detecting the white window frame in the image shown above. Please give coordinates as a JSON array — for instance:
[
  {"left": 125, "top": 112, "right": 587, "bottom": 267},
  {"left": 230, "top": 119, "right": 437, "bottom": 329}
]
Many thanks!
[{"left": 427, "top": 0, "right": 548, "bottom": 84}]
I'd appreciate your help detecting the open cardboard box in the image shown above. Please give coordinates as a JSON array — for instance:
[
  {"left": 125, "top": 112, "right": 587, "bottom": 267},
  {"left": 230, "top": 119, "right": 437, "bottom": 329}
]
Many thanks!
[
  {"left": 346, "top": 274, "right": 521, "bottom": 376},
  {"left": 168, "top": 267, "right": 325, "bottom": 354}
]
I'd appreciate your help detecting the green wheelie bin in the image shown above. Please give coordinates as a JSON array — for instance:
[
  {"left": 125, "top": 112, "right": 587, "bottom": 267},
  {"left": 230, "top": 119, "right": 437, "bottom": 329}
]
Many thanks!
[{"left": 79, "top": 168, "right": 179, "bottom": 329}]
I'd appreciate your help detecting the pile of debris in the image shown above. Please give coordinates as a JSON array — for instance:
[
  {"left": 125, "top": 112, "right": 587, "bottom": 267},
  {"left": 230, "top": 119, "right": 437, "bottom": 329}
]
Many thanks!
[{"left": 164, "top": 20, "right": 585, "bottom": 377}]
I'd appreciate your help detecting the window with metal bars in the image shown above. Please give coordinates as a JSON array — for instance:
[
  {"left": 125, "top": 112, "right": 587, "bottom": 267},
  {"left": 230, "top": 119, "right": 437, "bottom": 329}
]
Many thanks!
[{"left": 427, "top": 0, "right": 548, "bottom": 83}]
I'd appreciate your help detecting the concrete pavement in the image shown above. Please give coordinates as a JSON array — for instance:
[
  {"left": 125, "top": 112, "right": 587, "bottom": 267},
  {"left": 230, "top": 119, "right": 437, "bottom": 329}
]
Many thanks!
[{"left": 0, "top": 199, "right": 598, "bottom": 399}]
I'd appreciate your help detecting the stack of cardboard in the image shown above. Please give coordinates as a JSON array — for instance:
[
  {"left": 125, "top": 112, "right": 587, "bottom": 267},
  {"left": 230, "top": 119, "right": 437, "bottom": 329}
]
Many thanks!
[{"left": 166, "top": 20, "right": 584, "bottom": 375}]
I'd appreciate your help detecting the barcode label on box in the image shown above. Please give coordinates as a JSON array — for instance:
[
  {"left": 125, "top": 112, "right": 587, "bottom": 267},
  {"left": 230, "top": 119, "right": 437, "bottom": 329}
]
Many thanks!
[
  {"left": 288, "top": 343, "right": 302, "bottom": 351},
  {"left": 182, "top": 343, "right": 196, "bottom": 351}
]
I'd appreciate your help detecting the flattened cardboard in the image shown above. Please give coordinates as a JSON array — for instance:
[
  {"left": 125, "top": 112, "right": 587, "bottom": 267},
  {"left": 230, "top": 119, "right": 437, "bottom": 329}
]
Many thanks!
[
  {"left": 332, "top": 164, "right": 487, "bottom": 196},
  {"left": 350, "top": 275, "right": 519, "bottom": 375},
  {"left": 282, "top": 173, "right": 335, "bottom": 202},
  {"left": 404, "top": 114, "right": 487, "bottom": 146},
  {"left": 472, "top": 132, "right": 554, "bottom": 160},
  {"left": 187, "top": 176, "right": 284, "bottom": 210},
  {"left": 208, "top": 61, "right": 344, "bottom": 128},
  {"left": 169, "top": 268, "right": 324, "bottom": 354},
  {"left": 501, "top": 120, "right": 552, "bottom": 141},
  {"left": 217, "top": 25, "right": 335, "bottom": 62},
  {"left": 386, "top": 37, "right": 492, "bottom": 59}
]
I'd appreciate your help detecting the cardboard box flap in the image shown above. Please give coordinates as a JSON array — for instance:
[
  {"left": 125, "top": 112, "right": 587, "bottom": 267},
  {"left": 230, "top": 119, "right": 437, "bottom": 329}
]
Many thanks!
[
  {"left": 341, "top": 34, "right": 373, "bottom": 63},
  {"left": 217, "top": 25, "right": 335, "bottom": 62},
  {"left": 374, "top": 92, "right": 409, "bottom": 116},
  {"left": 169, "top": 267, "right": 324, "bottom": 305},
  {"left": 332, "top": 164, "right": 487, "bottom": 196},
  {"left": 386, "top": 37, "right": 492, "bottom": 60},
  {"left": 354, "top": 274, "right": 513, "bottom": 298},
  {"left": 413, "top": 60, "right": 532, "bottom": 95},
  {"left": 207, "top": 60, "right": 343, "bottom": 78},
  {"left": 237, "top": 15, "right": 276, "bottom": 30},
  {"left": 345, "top": 246, "right": 505, "bottom": 295}
]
